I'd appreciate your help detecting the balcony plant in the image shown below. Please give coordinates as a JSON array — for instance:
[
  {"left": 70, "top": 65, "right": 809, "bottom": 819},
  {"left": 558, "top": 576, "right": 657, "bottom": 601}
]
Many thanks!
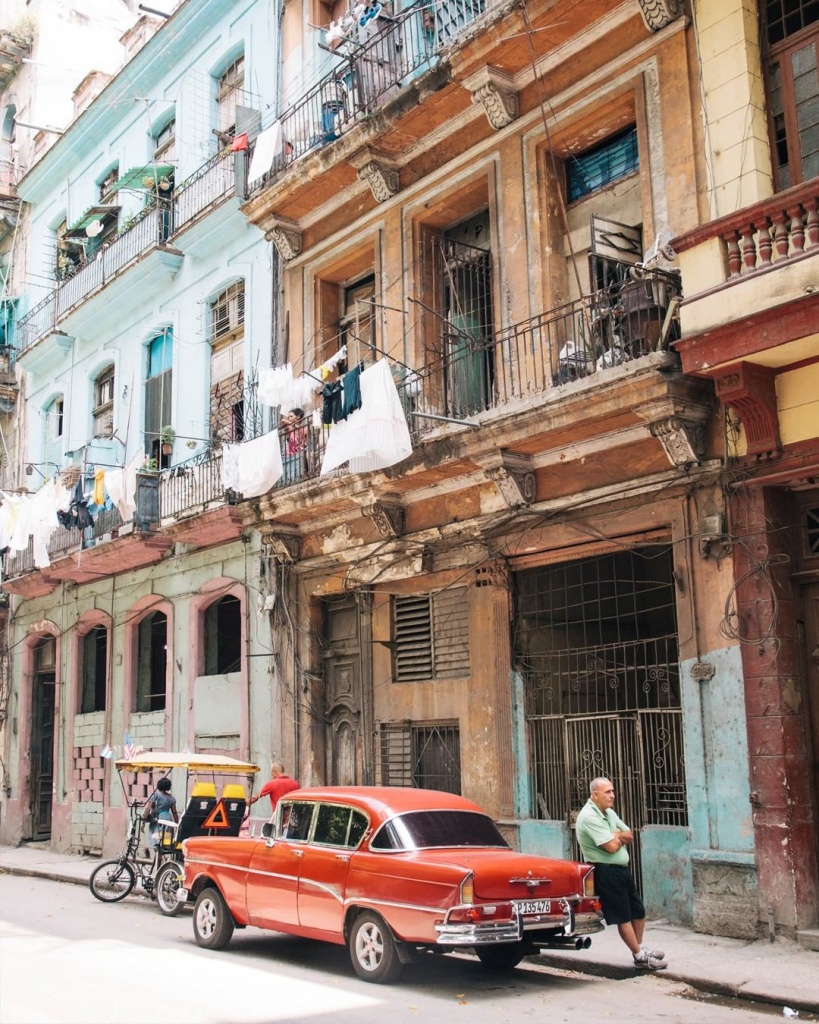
[{"left": 159, "top": 425, "right": 176, "bottom": 455}]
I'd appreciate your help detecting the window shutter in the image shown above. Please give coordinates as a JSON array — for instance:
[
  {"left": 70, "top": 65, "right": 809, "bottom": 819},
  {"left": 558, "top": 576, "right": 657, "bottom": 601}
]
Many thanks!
[
  {"left": 431, "top": 587, "right": 470, "bottom": 678},
  {"left": 393, "top": 595, "right": 433, "bottom": 681}
]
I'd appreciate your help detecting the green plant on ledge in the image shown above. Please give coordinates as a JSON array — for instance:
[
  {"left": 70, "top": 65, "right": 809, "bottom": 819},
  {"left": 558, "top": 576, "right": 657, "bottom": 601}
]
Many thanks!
[{"left": 159, "top": 426, "right": 176, "bottom": 454}]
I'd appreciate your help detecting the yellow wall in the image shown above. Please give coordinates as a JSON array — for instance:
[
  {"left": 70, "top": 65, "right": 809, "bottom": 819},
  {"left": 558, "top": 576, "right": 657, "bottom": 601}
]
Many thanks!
[
  {"left": 778, "top": 362, "right": 819, "bottom": 445},
  {"left": 693, "top": 0, "right": 772, "bottom": 214}
]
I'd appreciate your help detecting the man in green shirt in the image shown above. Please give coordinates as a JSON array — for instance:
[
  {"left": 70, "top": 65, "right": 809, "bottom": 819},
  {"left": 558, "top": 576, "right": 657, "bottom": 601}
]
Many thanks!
[{"left": 576, "top": 777, "right": 667, "bottom": 971}]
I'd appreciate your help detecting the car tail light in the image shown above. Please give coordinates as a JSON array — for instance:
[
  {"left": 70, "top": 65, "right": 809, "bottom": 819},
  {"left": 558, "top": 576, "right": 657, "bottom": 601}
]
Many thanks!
[
  {"left": 578, "top": 897, "right": 601, "bottom": 914},
  {"left": 583, "top": 867, "right": 596, "bottom": 897},
  {"left": 459, "top": 873, "right": 474, "bottom": 905},
  {"left": 447, "top": 902, "right": 513, "bottom": 923}
]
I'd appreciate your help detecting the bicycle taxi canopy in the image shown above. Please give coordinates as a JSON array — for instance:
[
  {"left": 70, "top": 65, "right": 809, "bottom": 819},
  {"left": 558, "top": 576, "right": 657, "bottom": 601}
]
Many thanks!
[{"left": 116, "top": 751, "right": 261, "bottom": 844}]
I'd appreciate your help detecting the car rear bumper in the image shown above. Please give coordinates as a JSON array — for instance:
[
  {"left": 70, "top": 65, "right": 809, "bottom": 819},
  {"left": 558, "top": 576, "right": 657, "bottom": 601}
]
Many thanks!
[{"left": 435, "top": 901, "right": 604, "bottom": 946}]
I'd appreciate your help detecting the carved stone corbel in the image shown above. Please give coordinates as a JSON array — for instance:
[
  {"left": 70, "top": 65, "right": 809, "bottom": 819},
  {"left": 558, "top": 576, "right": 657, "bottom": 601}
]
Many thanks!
[
  {"left": 637, "top": 0, "right": 684, "bottom": 32},
  {"left": 648, "top": 416, "right": 705, "bottom": 467},
  {"left": 462, "top": 66, "right": 519, "bottom": 130},
  {"left": 635, "top": 389, "right": 713, "bottom": 467},
  {"left": 263, "top": 532, "right": 300, "bottom": 563},
  {"left": 350, "top": 150, "right": 400, "bottom": 203},
  {"left": 264, "top": 217, "right": 302, "bottom": 261},
  {"left": 361, "top": 501, "right": 405, "bottom": 539},
  {"left": 478, "top": 452, "right": 535, "bottom": 507}
]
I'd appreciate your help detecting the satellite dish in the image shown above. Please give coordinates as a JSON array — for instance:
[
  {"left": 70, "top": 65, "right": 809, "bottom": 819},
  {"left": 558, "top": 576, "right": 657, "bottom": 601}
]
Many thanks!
[{"left": 85, "top": 219, "right": 104, "bottom": 238}]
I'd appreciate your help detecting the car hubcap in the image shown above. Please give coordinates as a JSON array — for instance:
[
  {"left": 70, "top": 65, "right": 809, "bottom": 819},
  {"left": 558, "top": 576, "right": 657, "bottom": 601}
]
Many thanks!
[
  {"left": 356, "top": 923, "right": 383, "bottom": 970},
  {"left": 197, "top": 899, "right": 216, "bottom": 937}
]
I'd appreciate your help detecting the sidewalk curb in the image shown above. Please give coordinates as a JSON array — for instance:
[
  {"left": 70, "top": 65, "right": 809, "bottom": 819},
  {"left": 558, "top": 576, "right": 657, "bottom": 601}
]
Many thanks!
[
  {"left": 533, "top": 952, "right": 819, "bottom": 1015},
  {"left": 1, "top": 865, "right": 91, "bottom": 887}
]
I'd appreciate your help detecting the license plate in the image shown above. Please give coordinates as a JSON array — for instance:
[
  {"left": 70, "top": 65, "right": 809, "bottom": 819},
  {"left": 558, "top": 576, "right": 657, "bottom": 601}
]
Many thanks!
[{"left": 516, "top": 899, "right": 551, "bottom": 915}]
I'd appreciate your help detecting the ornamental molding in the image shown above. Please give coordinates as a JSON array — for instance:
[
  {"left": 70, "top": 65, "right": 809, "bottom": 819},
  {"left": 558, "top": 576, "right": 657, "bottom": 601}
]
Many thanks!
[
  {"left": 636, "top": 0, "right": 684, "bottom": 32},
  {"left": 264, "top": 217, "right": 302, "bottom": 261},
  {"left": 462, "top": 66, "right": 519, "bottom": 130},
  {"left": 361, "top": 501, "right": 405, "bottom": 539}
]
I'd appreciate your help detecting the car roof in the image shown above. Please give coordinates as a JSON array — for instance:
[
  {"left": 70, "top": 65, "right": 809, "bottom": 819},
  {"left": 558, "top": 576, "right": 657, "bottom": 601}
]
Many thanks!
[{"left": 282, "top": 786, "right": 486, "bottom": 818}]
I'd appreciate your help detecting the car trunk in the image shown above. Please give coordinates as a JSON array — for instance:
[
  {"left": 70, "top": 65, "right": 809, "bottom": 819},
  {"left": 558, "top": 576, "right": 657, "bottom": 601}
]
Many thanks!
[{"left": 410, "top": 849, "right": 584, "bottom": 900}]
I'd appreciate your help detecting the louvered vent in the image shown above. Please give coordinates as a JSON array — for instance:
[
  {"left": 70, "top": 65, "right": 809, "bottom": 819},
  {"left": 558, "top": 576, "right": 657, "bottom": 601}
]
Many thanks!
[
  {"left": 432, "top": 587, "right": 470, "bottom": 678},
  {"left": 393, "top": 588, "right": 470, "bottom": 682},
  {"left": 211, "top": 281, "right": 245, "bottom": 341},
  {"left": 394, "top": 595, "right": 433, "bottom": 681}
]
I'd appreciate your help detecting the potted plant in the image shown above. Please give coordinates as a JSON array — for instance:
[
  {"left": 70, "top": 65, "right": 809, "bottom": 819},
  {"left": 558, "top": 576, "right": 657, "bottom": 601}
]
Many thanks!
[{"left": 159, "top": 425, "right": 176, "bottom": 455}]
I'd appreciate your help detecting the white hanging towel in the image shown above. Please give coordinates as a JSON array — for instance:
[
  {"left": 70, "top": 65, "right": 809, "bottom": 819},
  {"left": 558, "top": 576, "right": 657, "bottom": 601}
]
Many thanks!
[
  {"left": 106, "top": 451, "right": 143, "bottom": 521},
  {"left": 30, "top": 480, "right": 59, "bottom": 569},
  {"left": 247, "top": 121, "right": 283, "bottom": 186},
  {"left": 223, "top": 432, "right": 284, "bottom": 498},
  {"left": 320, "top": 359, "right": 412, "bottom": 475},
  {"left": 258, "top": 364, "right": 295, "bottom": 408}
]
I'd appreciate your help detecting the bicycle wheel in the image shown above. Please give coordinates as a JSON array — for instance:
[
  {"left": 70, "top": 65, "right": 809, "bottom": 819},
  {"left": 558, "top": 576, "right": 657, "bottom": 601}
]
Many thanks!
[
  {"left": 89, "top": 860, "right": 136, "bottom": 902},
  {"left": 154, "top": 860, "right": 185, "bottom": 916}
]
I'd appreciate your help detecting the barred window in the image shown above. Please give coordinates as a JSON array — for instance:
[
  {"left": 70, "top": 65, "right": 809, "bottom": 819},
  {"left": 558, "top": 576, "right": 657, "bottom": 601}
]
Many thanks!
[
  {"left": 211, "top": 281, "right": 245, "bottom": 343},
  {"left": 377, "top": 720, "right": 462, "bottom": 794},
  {"left": 392, "top": 587, "right": 470, "bottom": 682},
  {"left": 216, "top": 56, "right": 245, "bottom": 137}
]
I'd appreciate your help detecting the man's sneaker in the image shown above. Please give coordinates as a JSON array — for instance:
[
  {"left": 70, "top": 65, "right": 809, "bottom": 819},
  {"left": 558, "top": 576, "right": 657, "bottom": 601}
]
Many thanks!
[
  {"left": 641, "top": 943, "right": 665, "bottom": 960},
  {"left": 634, "top": 952, "right": 667, "bottom": 971}
]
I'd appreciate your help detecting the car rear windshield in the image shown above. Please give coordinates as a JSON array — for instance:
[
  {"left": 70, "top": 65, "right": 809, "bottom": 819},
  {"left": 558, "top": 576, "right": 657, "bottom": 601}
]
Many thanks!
[{"left": 370, "top": 810, "right": 510, "bottom": 851}]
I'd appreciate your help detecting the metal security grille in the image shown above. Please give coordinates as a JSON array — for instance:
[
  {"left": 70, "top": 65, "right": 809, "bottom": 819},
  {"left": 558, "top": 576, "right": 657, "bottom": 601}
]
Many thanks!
[
  {"left": 376, "top": 721, "right": 461, "bottom": 794},
  {"left": 516, "top": 545, "right": 687, "bottom": 891},
  {"left": 393, "top": 588, "right": 470, "bottom": 681}
]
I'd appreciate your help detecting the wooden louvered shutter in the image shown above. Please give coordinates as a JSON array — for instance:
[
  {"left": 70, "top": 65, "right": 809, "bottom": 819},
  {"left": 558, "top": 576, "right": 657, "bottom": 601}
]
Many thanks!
[
  {"left": 431, "top": 587, "right": 470, "bottom": 678},
  {"left": 393, "top": 595, "right": 433, "bottom": 681}
]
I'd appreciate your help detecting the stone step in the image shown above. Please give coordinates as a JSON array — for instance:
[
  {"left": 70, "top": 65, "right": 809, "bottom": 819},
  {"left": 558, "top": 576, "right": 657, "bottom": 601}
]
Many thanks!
[{"left": 796, "top": 929, "right": 819, "bottom": 952}]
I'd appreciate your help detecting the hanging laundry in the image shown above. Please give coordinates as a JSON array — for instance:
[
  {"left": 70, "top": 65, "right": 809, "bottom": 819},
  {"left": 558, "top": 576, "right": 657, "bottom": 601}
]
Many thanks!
[
  {"left": 29, "top": 480, "right": 59, "bottom": 569},
  {"left": 322, "top": 378, "right": 344, "bottom": 425},
  {"left": 340, "top": 363, "right": 363, "bottom": 420},
  {"left": 247, "top": 121, "right": 283, "bottom": 186},
  {"left": 222, "top": 431, "right": 283, "bottom": 498},
  {"left": 259, "top": 364, "right": 296, "bottom": 408},
  {"left": 93, "top": 468, "right": 106, "bottom": 506},
  {"left": 320, "top": 359, "right": 412, "bottom": 475},
  {"left": 105, "top": 451, "right": 143, "bottom": 522}
]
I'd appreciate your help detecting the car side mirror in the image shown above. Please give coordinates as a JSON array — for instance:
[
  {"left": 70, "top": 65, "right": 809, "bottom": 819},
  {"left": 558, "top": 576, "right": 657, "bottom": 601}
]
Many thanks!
[{"left": 262, "top": 822, "right": 274, "bottom": 840}]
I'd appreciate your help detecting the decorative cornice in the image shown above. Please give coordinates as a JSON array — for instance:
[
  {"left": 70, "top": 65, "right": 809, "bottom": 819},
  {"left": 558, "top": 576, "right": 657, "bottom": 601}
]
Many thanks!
[
  {"left": 264, "top": 217, "right": 302, "bottom": 261},
  {"left": 636, "top": 0, "right": 684, "bottom": 32},
  {"left": 361, "top": 501, "right": 405, "bottom": 539},
  {"left": 713, "top": 361, "right": 781, "bottom": 457},
  {"left": 462, "top": 66, "right": 519, "bottom": 130},
  {"left": 352, "top": 151, "right": 400, "bottom": 203}
]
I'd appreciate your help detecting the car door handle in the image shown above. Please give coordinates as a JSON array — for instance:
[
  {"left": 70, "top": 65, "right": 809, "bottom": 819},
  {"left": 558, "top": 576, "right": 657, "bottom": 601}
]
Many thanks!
[
  {"left": 292, "top": 849, "right": 303, "bottom": 858},
  {"left": 335, "top": 854, "right": 350, "bottom": 862}
]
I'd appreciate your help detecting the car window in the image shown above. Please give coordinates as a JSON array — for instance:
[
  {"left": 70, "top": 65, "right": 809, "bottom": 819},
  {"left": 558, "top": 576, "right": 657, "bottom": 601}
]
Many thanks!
[
  {"left": 312, "top": 804, "right": 369, "bottom": 848},
  {"left": 370, "top": 810, "right": 509, "bottom": 851},
  {"left": 278, "top": 801, "right": 315, "bottom": 842}
]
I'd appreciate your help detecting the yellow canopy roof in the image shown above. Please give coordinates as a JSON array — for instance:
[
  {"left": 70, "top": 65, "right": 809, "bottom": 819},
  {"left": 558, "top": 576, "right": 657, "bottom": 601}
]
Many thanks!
[{"left": 115, "top": 751, "right": 260, "bottom": 774}]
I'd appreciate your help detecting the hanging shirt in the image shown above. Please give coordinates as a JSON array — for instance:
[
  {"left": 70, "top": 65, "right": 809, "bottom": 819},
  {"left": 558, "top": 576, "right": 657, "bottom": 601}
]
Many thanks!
[
  {"left": 322, "top": 379, "right": 344, "bottom": 424},
  {"left": 93, "top": 468, "right": 106, "bottom": 507},
  {"left": 340, "top": 363, "right": 363, "bottom": 420},
  {"left": 320, "top": 359, "right": 412, "bottom": 475}
]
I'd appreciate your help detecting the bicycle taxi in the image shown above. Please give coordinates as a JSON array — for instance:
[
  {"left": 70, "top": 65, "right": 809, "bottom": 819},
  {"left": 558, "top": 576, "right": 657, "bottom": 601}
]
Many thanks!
[{"left": 89, "top": 750, "right": 260, "bottom": 914}]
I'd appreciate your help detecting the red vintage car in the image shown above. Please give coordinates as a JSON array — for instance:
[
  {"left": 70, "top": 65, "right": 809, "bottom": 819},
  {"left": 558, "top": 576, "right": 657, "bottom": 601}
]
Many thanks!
[{"left": 179, "top": 786, "right": 604, "bottom": 983}]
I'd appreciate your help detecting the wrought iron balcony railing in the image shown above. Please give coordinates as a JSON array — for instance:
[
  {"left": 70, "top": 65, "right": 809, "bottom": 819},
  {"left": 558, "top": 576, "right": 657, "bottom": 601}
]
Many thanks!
[
  {"left": 2, "top": 506, "right": 126, "bottom": 579},
  {"left": 255, "top": 0, "right": 491, "bottom": 182},
  {"left": 15, "top": 204, "right": 173, "bottom": 355},
  {"left": 173, "top": 149, "right": 235, "bottom": 231}
]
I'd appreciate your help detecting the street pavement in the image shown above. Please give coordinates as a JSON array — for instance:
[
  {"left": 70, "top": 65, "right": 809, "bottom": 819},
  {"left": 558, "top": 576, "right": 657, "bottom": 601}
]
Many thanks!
[{"left": 1, "top": 841, "right": 817, "bottom": 1015}]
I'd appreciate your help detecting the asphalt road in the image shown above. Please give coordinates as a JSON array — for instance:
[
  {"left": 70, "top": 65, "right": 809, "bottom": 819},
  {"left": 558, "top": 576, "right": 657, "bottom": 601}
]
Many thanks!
[{"left": 0, "top": 874, "right": 778, "bottom": 1024}]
